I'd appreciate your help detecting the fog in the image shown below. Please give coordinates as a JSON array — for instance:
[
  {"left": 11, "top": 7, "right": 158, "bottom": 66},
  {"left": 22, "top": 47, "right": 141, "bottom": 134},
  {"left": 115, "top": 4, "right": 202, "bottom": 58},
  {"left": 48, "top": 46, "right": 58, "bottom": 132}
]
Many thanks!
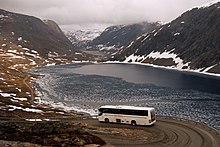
[{"left": 0, "top": 0, "right": 217, "bottom": 25}]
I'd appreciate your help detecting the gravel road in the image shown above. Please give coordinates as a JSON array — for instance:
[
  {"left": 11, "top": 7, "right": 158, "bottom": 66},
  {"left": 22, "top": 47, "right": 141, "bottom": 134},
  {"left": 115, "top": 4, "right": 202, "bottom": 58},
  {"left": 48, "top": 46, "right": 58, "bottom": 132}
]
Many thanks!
[{"left": 77, "top": 117, "right": 220, "bottom": 147}]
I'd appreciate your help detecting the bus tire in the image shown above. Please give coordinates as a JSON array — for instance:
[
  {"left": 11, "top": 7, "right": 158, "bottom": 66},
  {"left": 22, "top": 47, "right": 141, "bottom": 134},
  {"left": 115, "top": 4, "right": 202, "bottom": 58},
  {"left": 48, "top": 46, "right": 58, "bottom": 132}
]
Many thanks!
[
  {"left": 105, "top": 118, "right": 109, "bottom": 123},
  {"left": 131, "top": 120, "right": 136, "bottom": 126}
]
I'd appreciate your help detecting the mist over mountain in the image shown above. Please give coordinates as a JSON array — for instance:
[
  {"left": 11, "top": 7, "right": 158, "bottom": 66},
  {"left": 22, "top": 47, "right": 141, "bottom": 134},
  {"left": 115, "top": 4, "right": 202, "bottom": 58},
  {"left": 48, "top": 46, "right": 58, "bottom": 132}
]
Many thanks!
[
  {"left": 65, "top": 22, "right": 160, "bottom": 58},
  {"left": 90, "top": 22, "right": 160, "bottom": 48},
  {"left": 112, "top": 2, "right": 220, "bottom": 74}
]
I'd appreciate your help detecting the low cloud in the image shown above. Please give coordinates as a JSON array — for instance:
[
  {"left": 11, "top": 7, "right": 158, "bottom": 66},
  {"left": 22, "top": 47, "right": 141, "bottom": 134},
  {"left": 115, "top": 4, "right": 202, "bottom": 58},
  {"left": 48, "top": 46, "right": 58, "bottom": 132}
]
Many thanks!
[{"left": 0, "top": 0, "right": 216, "bottom": 25}]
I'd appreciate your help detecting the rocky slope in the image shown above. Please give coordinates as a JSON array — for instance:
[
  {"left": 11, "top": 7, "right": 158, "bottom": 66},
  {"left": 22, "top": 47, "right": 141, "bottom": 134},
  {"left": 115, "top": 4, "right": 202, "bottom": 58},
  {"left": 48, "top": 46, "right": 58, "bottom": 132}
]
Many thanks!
[
  {"left": 0, "top": 9, "right": 105, "bottom": 146},
  {"left": 0, "top": 8, "right": 99, "bottom": 98},
  {"left": 0, "top": 121, "right": 105, "bottom": 146},
  {"left": 90, "top": 22, "right": 160, "bottom": 48},
  {"left": 0, "top": 9, "right": 96, "bottom": 61},
  {"left": 0, "top": 9, "right": 99, "bottom": 115},
  {"left": 112, "top": 2, "right": 220, "bottom": 74},
  {"left": 87, "top": 22, "right": 160, "bottom": 56}
]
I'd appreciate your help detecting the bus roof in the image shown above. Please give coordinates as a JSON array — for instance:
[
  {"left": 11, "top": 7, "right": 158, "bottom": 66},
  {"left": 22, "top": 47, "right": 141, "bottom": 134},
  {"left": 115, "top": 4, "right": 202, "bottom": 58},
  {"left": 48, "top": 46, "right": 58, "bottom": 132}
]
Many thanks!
[{"left": 99, "top": 105, "right": 155, "bottom": 111}]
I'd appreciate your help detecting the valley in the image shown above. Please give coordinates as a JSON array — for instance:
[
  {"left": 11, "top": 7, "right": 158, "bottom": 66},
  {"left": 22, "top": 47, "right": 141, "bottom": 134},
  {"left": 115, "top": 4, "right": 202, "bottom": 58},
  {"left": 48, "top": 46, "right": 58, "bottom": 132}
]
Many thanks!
[{"left": 0, "top": 1, "right": 220, "bottom": 146}]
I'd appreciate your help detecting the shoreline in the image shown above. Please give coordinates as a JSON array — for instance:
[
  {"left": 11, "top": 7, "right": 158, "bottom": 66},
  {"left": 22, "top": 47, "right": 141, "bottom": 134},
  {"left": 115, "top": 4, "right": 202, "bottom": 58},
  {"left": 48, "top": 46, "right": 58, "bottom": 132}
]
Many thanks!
[
  {"left": 30, "top": 61, "right": 220, "bottom": 131},
  {"left": 103, "top": 61, "right": 220, "bottom": 78}
]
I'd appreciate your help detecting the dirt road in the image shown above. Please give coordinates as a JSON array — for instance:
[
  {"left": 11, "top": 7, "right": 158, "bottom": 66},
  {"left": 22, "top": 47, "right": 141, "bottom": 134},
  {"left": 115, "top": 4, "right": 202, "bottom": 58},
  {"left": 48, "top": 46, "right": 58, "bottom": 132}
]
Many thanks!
[{"left": 77, "top": 117, "right": 220, "bottom": 147}]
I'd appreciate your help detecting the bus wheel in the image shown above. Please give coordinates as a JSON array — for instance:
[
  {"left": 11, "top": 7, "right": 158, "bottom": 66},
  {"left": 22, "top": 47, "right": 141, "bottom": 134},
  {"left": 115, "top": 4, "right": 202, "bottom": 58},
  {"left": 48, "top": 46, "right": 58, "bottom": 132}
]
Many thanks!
[
  {"left": 131, "top": 120, "right": 136, "bottom": 126},
  {"left": 105, "top": 118, "right": 109, "bottom": 123}
]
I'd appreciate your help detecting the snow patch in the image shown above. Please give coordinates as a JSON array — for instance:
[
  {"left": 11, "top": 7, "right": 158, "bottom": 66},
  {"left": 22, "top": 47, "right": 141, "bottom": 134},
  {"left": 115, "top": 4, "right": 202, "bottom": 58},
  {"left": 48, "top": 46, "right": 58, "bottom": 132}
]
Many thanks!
[
  {"left": 146, "top": 50, "right": 190, "bottom": 69},
  {"left": 6, "top": 53, "right": 25, "bottom": 59},
  {"left": 153, "top": 32, "right": 158, "bottom": 36},
  {"left": 8, "top": 49, "right": 18, "bottom": 54},
  {"left": 124, "top": 54, "right": 146, "bottom": 63},
  {"left": 141, "top": 34, "right": 150, "bottom": 42},
  {"left": 22, "top": 48, "right": 30, "bottom": 51},
  {"left": 8, "top": 105, "right": 43, "bottom": 113},
  {"left": 46, "top": 63, "right": 56, "bottom": 66},
  {"left": 174, "top": 32, "right": 180, "bottom": 36},
  {"left": 0, "top": 93, "right": 16, "bottom": 97},
  {"left": 18, "top": 37, "right": 22, "bottom": 41},
  {"left": 26, "top": 119, "right": 42, "bottom": 121},
  {"left": 203, "top": 64, "right": 217, "bottom": 72},
  {"left": 31, "top": 50, "right": 38, "bottom": 54},
  {"left": 127, "top": 41, "right": 134, "bottom": 48},
  {"left": 0, "top": 14, "right": 8, "bottom": 18},
  {"left": 75, "top": 52, "right": 82, "bottom": 55},
  {"left": 25, "top": 52, "right": 38, "bottom": 57},
  {"left": 123, "top": 49, "right": 190, "bottom": 70},
  {"left": 13, "top": 97, "right": 27, "bottom": 101},
  {"left": 99, "top": 45, "right": 116, "bottom": 51}
]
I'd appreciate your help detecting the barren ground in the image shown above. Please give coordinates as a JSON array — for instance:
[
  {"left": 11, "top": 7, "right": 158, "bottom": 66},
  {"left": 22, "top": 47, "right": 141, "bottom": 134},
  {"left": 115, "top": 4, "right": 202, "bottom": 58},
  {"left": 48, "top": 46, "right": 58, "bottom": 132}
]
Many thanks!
[{"left": 77, "top": 117, "right": 220, "bottom": 147}]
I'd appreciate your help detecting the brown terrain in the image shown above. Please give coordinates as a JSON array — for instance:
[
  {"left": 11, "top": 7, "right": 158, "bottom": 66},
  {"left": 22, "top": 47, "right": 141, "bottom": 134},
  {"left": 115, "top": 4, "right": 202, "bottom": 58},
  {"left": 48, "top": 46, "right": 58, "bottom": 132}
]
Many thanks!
[
  {"left": 0, "top": 115, "right": 219, "bottom": 147},
  {"left": 0, "top": 7, "right": 220, "bottom": 147},
  {"left": 0, "top": 39, "right": 219, "bottom": 146},
  {"left": 78, "top": 117, "right": 220, "bottom": 147}
]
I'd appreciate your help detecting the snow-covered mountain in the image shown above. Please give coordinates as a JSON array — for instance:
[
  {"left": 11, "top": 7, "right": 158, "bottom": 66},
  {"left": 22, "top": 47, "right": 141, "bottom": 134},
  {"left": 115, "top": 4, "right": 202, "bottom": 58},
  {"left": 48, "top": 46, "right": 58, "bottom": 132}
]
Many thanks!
[
  {"left": 112, "top": 1, "right": 220, "bottom": 74},
  {"left": 64, "top": 29, "right": 104, "bottom": 48},
  {"left": 61, "top": 24, "right": 107, "bottom": 48}
]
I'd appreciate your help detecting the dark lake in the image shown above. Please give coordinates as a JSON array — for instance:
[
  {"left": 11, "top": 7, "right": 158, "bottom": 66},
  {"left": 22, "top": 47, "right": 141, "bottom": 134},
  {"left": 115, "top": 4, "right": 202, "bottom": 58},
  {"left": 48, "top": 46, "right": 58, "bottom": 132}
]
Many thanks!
[{"left": 31, "top": 63, "right": 220, "bottom": 130}]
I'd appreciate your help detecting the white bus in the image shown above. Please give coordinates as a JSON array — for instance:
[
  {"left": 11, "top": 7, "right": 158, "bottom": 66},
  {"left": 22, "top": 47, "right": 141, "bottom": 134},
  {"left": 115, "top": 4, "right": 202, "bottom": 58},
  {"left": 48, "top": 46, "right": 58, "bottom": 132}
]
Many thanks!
[{"left": 97, "top": 105, "right": 156, "bottom": 126}]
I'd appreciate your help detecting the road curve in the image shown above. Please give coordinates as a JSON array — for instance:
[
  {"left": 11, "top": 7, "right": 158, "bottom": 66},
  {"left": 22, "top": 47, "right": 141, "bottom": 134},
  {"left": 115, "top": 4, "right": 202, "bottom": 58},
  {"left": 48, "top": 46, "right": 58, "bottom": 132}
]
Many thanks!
[{"left": 77, "top": 117, "right": 220, "bottom": 147}]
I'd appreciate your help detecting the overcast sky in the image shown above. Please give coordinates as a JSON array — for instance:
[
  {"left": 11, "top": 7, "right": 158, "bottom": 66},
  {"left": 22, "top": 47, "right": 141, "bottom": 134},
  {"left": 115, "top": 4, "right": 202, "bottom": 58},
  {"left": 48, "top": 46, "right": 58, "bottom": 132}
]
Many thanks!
[{"left": 0, "top": 0, "right": 218, "bottom": 25}]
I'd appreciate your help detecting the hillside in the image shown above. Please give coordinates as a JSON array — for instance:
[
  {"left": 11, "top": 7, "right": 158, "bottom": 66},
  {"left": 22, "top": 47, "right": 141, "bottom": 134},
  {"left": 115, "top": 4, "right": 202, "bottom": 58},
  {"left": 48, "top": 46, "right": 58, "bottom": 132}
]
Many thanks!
[
  {"left": 90, "top": 22, "right": 160, "bottom": 48},
  {"left": 112, "top": 2, "right": 220, "bottom": 74},
  {"left": 0, "top": 9, "right": 99, "bottom": 115},
  {"left": 0, "top": 8, "right": 106, "bottom": 146},
  {"left": 86, "top": 22, "right": 160, "bottom": 56}
]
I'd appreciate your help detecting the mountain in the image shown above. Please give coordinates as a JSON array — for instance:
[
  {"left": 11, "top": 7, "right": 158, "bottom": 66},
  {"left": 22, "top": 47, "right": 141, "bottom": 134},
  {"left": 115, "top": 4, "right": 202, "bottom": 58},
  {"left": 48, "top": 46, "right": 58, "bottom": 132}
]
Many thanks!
[
  {"left": 90, "top": 22, "right": 160, "bottom": 49},
  {"left": 0, "top": 9, "right": 74, "bottom": 58},
  {"left": 84, "top": 22, "right": 160, "bottom": 57},
  {"left": 64, "top": 28, "right": 104, "bottom": 48},
  {"left": 0, "top": 9, "right": 99, "bottom": 116},
  {"left": 112, "top": 2, "right": 220, "bottom": 74},
  {"left": 62, "top": 22, "right": 160, "bottom": 57},
  {"left": 43, "top": 19, "right": 64, "bottom": 35},
  {"left": 0, "top": 9, "right": 106, "bottom": 146}
]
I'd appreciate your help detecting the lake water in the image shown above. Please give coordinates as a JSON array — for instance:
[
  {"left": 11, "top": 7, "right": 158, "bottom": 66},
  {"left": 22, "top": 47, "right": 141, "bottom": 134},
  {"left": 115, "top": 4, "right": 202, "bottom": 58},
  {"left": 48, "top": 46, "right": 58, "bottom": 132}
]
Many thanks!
[{"left": 31, "top": 63, "right": 220, "bottom": 131}]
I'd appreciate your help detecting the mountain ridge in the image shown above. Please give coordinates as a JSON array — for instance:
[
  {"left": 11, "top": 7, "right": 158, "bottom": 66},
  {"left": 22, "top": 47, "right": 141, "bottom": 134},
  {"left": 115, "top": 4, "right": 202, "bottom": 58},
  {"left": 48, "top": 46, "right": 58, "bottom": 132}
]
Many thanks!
[
  {"left": 0, "top": 9, "right": 74, "bottom": 57},
  {"left": 90, "top": 22, "right": 160, "bottom": 48},
  {"left": 112, "top": 2, "right": 220, "bottom": 74}
]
